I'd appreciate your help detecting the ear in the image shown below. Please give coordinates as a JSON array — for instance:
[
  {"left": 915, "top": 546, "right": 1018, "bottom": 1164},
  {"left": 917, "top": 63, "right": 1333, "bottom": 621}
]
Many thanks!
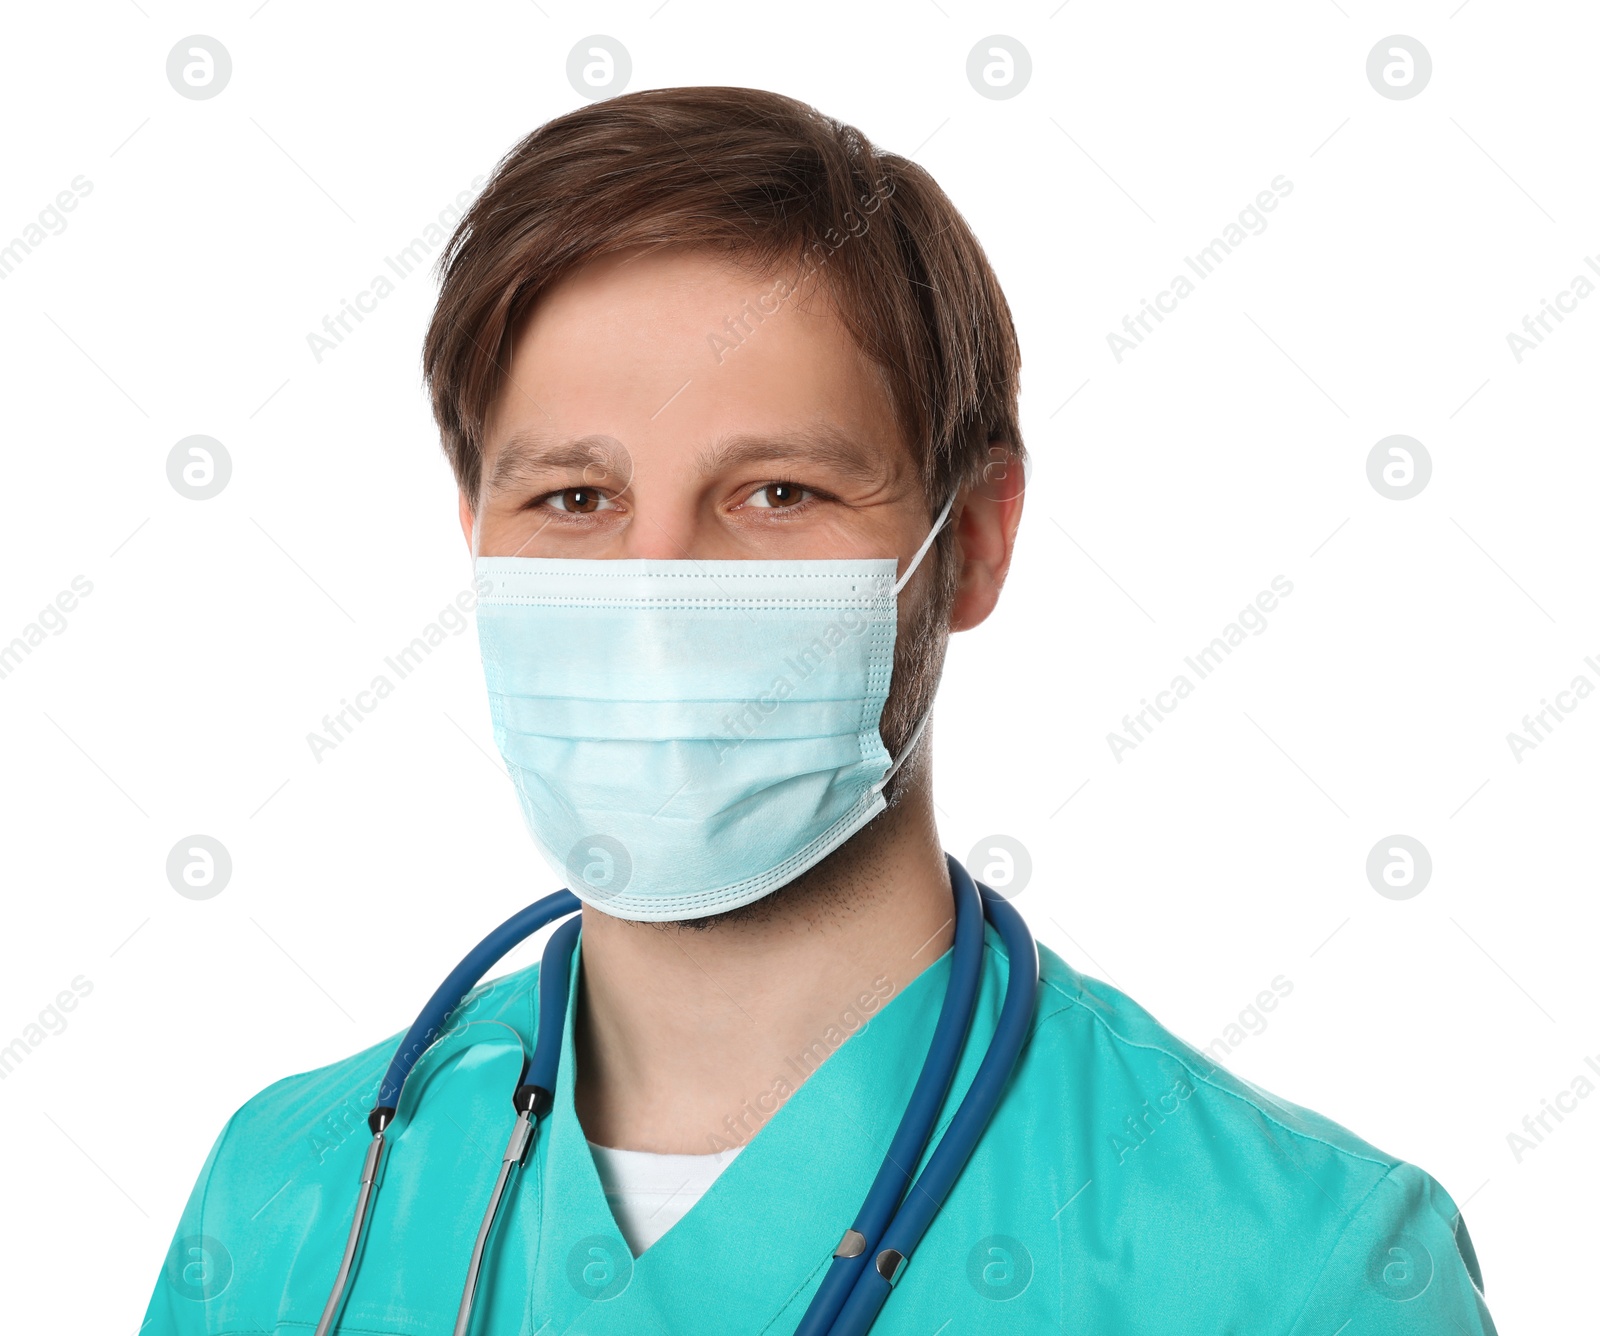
[
  {"left": 948, "top": 446, "right": 1026, "bottom": 634},
  {"left": 458, "top": 490, "right": 476, "bottom": 552}
]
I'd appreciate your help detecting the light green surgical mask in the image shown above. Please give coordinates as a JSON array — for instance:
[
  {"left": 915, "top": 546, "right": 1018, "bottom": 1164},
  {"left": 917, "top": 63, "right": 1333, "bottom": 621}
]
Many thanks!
[{"left": 473, "top": 497, "right": 952, "bottom": 920}]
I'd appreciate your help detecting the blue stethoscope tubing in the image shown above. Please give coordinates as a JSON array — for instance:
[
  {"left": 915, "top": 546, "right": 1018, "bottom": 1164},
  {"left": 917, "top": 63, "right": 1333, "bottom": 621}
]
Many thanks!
[
  {"left": 314, "top": 856, "right": 1038, "bottom": 1336},
  {"left": 825, "top": 880, "right": 1038, "bottom": 1334},
  {"left": 793, "top": 856, "right": 986, "bottom": 1335},
  {"left": 372, "top": 888, "right": 583, "bottom": 1120}
]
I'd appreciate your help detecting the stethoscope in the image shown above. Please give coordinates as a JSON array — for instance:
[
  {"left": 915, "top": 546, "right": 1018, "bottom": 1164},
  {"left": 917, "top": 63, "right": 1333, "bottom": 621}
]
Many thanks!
[{"left": 314, "top": 854, "right": 1038, "bottom": 1336}]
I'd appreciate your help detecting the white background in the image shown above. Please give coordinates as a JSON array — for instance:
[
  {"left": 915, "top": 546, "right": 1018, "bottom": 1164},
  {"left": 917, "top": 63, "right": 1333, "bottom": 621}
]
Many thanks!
[{"left": 1, "top": 2, "right": 1594, "bottom": 1331}]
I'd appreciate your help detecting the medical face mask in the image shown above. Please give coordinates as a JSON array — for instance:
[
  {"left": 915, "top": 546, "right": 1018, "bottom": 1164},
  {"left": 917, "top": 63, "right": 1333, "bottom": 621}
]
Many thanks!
[{"left": 473, "top": 498, "right": 952, "bottom": 921}]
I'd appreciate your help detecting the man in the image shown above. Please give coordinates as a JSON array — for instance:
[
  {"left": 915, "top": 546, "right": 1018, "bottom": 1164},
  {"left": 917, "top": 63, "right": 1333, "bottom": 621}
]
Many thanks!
[{"left": 143, "top": 87, "right": 1497, "bottom": 1334}]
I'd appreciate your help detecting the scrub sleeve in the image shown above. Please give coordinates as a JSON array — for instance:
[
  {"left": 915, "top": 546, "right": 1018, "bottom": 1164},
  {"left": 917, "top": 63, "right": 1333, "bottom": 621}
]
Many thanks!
[
  {"left": 1287, "top": 1161, "right": 1498, "bottom": 1335},
  {"left": 140, "top": 1109, "right": 246, "bottom": 1336}
]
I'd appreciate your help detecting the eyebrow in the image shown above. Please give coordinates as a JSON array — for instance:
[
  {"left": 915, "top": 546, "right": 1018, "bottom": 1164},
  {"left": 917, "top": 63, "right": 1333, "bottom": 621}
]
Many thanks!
[
  {"left": 485, "top": 431, "right": 634, "bottom": 494},
  {"left": 694, "top": 426, "right": 894, "bottom": 486}
]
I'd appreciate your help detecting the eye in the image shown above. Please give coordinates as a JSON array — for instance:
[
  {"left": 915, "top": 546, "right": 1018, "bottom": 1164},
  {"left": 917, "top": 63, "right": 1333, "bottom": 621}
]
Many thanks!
[
  {"left": 542, "top": 487, "right": 616, "bottom": 514},
  {"left": 745, "top": 482, "right": 812, "bottom": 510}
]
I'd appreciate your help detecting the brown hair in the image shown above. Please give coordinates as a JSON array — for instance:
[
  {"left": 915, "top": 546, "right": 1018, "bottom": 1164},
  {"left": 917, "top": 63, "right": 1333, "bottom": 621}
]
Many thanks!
[{"left": 422, "top": 85, "right": 1023, "bottom": 514}]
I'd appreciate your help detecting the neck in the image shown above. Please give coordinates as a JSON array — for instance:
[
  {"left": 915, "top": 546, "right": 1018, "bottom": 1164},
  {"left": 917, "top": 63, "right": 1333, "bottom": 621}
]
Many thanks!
[{"left": 572, "top": 778, "right": 953, "bottom": 1154}]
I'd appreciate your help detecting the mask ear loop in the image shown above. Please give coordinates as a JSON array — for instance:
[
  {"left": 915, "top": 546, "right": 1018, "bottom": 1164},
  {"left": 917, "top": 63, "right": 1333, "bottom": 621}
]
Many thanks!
[
  {"left": 874, "top": 493, "right": 957, "bottom": 792},
  {"left": 872, "top": 708, "right": 933, "bottom": 794},
  {"left": 469, "top": 469, "right": 487, "bottom": 564},
  {"left": 891, "top": 493, "right": 957, "bottom": 596}
]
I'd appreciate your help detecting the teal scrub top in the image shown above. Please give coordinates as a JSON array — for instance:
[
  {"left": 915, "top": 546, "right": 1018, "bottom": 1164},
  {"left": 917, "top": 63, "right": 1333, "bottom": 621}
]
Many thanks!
[{"left": 142, "top": 926, "right": 1498, "bottom": 1334}]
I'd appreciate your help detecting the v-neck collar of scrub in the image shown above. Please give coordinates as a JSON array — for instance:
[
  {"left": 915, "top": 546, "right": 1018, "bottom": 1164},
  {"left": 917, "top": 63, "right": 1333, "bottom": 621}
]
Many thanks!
[{"left": 523, "top": 923, "right": 992, "bottom": 1336}]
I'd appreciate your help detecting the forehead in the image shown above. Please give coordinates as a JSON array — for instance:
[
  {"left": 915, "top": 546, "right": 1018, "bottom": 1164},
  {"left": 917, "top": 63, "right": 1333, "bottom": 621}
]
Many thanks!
[{"left": 481, "top": 246, "right": 913, "bottom": 489}]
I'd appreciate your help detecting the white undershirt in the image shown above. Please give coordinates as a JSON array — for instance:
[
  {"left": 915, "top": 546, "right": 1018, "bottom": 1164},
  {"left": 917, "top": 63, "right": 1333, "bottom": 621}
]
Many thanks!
[{"left": 587, "top": 1140, "right": 743, "bottom": 1255}]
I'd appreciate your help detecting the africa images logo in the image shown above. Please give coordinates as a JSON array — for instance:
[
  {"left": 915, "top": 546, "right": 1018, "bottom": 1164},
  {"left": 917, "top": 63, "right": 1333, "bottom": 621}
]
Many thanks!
[{"left": 710, "top": 608, "right": 876, "bottom": 761}]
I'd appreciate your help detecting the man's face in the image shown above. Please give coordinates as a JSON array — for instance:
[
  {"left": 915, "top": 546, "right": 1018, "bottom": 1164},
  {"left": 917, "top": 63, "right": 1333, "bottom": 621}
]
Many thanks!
[
  {"left": 464, "top": 247, "right": 1017, "bottom": 918},
  {"left": 468, "top": 247, "right": 937, "bottom": 579}
]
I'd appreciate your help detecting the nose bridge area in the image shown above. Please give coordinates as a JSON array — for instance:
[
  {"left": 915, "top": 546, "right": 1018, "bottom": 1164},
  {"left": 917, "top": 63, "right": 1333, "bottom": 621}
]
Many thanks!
[
  {"left": 619, "top": 458, "right": 712, "bottom": 560},
  {"left": 621, "top": 510, "right": 699, "bottom": 560}
]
